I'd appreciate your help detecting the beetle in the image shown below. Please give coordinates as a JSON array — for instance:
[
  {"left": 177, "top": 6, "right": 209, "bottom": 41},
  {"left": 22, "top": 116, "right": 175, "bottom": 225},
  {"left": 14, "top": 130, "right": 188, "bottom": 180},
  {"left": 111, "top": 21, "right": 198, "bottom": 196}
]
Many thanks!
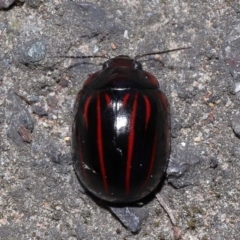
[{"left": 72, "top": 48, "right": 188, "bottom": 203}]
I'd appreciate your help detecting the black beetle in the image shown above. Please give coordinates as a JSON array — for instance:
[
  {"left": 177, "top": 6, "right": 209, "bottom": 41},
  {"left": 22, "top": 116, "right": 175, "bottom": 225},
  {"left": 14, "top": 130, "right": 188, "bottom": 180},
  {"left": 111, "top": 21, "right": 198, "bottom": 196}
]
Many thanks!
[{"left": 72, "top": 48, "right": 188, "bottom": 203}]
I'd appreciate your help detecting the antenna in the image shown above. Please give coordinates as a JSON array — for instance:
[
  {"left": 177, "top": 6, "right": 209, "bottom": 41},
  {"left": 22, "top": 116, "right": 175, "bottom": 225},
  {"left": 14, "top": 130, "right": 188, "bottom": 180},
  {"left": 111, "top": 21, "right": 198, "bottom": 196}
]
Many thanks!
[
  {"left": 134, "top": 47, "right": 191, "bottom": 60},
  {"left": 50, "top": 55, "right": 110, "bottom": 60}
]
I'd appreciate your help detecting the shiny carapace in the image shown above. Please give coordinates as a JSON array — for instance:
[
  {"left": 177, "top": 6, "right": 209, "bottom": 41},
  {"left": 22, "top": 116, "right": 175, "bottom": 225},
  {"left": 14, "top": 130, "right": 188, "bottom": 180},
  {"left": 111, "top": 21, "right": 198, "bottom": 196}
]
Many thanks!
[{"left": 72, "top": 55, "right": 170, "bottom": 203}]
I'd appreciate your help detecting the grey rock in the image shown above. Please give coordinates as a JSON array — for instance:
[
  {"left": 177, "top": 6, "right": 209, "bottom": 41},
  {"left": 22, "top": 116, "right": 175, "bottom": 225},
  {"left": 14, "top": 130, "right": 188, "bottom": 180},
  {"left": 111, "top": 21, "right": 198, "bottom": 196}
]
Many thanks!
[
  {"left": 47, "top": 148, "right": 61, "bottom": 164},
  {"left": 209, "top": 157, "right": 218, "bottom": 169},
  {"left": 0, "top": 0, "right": 15, "bottom": 8},
  {"left": 58, "top": 153, "right": 72, "bottom": 165},
  {"left": 47, "top": 95, "right": 58, "bottom": 108},
  {"left": 232, "top": 146, "right": 240, "bottom": 158},
  {"left": 28, "top": 95, "right": 39, "bottom": 104},
  {"left": 228, "top": 2, "right": 240, "bottom": 14},
  {"left": 171, "top": 118, "right": 182, "bottom": 138},
  {"left": 21, "top": 40, "right": 47, "bottom": 64},
  {"left": 231, "top": 113, "right": 240, "bottom": 137},
  {"left": 109, "top": 206, "right": 149, "bottom": 233},
  {"left": 223, "top": 38, "right": 240, "bottom": 81},
  {"left": 6, "top": 90, "right": 34, "bottom": 147},
  {"left": 52, "top": 210, "right": 62, "bottom": 221},
  {"left": 167, "top": 141, "right": 204, "bottom": 188},
  {"left": 49, "top": 151, "right": 72, "bottom": 165},
  {"left": 26, "top": 0, "right": 41, "bottom": 8},
  {"left": 32, "top": 105, "right": 48, "bottom": 117},
  {"left": 58, "top": 79, "right": 69, "bottom": 88},
  {"left": 75, "top": 223, "right": 88, "bottom": 240}
]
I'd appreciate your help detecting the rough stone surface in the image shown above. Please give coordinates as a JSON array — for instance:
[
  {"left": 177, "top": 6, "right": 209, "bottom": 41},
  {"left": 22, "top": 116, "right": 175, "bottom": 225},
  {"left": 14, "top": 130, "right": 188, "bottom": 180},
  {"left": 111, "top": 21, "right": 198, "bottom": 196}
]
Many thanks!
[{"left": 0, "top": 1, "right": 239, "bottom": 239}]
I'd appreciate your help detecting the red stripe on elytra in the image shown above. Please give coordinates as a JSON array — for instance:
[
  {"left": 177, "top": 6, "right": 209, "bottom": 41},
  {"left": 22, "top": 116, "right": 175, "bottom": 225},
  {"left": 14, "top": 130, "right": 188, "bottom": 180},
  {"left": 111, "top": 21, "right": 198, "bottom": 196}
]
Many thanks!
[
  {"left": 140, "top": 134, "right": 157, "bottom": 190},
  {"left": 97, "top": 94, "right": 109, "bottom": 194},
  {"left": 83, "top": 95, "right": 92, "bottom": 129},
  {"left": 122, "top": 93, "right": 130, "bottom": 107},
  {"left": 125, "top": 93, "right": 138, "bottom": 195},
  {"left": 143, "top": 95, "right": 151, "bottom": 129},
  {"left": 105, "top": 93, "right": 111, "bottom": 106}
]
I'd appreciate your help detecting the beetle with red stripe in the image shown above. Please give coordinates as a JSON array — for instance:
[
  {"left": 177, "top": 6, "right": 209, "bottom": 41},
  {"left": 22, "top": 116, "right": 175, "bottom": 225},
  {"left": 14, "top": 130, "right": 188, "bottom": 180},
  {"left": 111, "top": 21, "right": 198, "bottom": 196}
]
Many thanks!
[{"left": 72, "top": 48, "right": 189, "bottom": 203}]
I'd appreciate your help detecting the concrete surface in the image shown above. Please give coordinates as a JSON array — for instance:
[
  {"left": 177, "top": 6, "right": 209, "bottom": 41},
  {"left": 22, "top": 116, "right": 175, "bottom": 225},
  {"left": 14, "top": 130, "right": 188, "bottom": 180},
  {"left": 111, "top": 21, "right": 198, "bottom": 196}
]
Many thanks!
[{"left": 0, "top": 0, "right": 239, "bottom": 239}]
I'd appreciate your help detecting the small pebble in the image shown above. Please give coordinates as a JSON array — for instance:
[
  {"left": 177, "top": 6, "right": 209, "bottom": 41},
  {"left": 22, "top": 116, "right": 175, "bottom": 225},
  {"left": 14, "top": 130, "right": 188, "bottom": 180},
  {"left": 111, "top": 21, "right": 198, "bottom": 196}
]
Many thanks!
[
  {"left": 18, "top": 125, "right": 32, "bottom": 143},
  {"left": 111, "top": 42, "right": 117, "bottom": 50},
  {"left": 124, "top": 30, "right": 129, "bottom": 39},
  {"left": 231, "top": 113, "right": 240, "bottom": 137},
  {"left": 0, "top": 0, "right": 15, "bottom": 8},
  {"left": 210, "top": 157, "right": 218, "bottom": 168},
  {"left": 32, "top": 105, "right": 48, "bottom": 117},
  {"left": 23, "top": 40, "right": 46, "bottom": 63},
  {"left": 64, "top": 137, "right": 70, "bottom": 142},
  {"left": 59, "top": 79, "right": 69, "bottom": 88},
  {"left": 208, "top": 103, "right": 214, "bottom": 108},
  {"left": 194, "top": 137, "right": 201, "bottom": 142}
]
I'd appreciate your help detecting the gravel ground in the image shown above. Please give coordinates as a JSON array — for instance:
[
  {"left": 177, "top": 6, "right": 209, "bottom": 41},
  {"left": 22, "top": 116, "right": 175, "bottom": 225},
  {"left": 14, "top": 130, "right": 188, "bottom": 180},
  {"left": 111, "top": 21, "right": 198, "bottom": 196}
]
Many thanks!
[{"left": 0, "top": 0, "right": 240, "bottom": 239}]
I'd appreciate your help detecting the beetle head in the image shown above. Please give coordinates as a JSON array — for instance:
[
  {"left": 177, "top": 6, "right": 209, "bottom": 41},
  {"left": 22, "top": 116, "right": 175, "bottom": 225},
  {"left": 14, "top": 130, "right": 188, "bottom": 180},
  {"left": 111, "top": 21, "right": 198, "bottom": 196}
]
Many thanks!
[{"left": 103, "top": 55, "right": 142, "bottom": 71}]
